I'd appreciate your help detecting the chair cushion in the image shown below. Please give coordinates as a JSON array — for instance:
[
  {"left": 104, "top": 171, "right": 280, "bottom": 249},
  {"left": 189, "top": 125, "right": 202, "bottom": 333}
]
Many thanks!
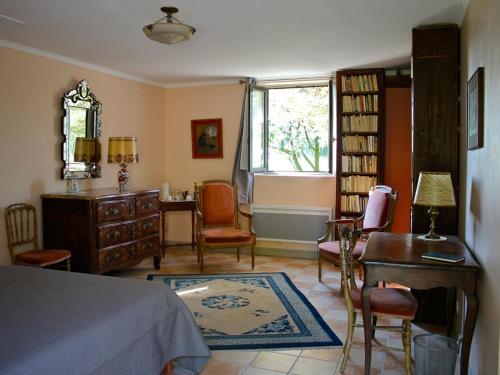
[
  {"left": 362, "top": 190, "right": 391, "bottom": 229},
  {"left": 350, "top": 287, "right": 418, "bottom": 319},
  {"left": 203, "top": 228, "right": 253, "bottom": 244},
  {"left": 318, "top": 240, "right": 366, "bottom": 261},
  {"left": 15, "top": 249, "right": 71, "bottom": 266},
  {"left": 201, "top": 183, "right": 236, "bottom": 226}
]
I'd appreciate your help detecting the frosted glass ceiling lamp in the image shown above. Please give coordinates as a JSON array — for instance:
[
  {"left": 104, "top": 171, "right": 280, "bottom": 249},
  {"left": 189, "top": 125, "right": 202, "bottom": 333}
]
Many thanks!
[{"left": 143, "top": 6, "right": 196, "bottom": 45}]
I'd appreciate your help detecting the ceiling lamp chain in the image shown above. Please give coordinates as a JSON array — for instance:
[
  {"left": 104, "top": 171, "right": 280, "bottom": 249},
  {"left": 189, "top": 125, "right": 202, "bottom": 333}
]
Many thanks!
[{"left": 143, "top": 6, "right": 196, "bottom": 45}]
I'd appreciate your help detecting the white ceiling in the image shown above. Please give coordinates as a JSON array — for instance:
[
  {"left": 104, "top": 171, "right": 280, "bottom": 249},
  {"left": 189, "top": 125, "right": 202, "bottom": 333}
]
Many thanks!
[{"left": 0, "top": 0, "right": 468, "bottom": 86}]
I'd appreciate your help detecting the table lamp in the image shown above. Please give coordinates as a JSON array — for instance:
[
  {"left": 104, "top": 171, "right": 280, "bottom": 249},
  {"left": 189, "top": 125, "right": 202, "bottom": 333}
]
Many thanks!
[
  {"left": 413, "top": 171, "right": 456, "bottom": 241},
  {"left": 107, "top": 137, "right": 138, "bottom": 193}
]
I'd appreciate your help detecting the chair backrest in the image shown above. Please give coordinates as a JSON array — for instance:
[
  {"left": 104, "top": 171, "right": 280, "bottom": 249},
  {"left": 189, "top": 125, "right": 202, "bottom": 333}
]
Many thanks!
[
  {"left": 196, "top": 180, "right": 239, "bottom": 227},
  {"left": 338, "top": 225, "right": 362, "bottom": 301},
  {"left": 362, "top": 185, "right": 398, "bottom": 231},
  {"left": 4, "top": 203, "right": 38, "bottom": 262}
]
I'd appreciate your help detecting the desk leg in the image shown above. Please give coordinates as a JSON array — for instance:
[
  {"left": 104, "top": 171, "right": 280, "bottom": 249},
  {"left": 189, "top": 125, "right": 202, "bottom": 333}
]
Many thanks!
[
  {"left": 362, "top": 283, "right": 375, "bottom": 375},
  {"left": 162, "top": 210, "right": 167, "bottom": 257},
  {"left": 460, "top": 292, "right": 478, "bottom": 375},
  {"left": 191, "top": 208, "right": 195, "bottom": 252}
]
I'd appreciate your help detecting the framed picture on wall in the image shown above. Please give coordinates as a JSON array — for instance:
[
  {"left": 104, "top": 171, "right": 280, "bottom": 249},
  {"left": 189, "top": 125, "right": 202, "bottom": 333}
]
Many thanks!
[
  {"left": 467, "top": 67, "right": 484, "bottom": 150},
  {"left": 191, "top": 118, "right": 223, "bottom": 158}
]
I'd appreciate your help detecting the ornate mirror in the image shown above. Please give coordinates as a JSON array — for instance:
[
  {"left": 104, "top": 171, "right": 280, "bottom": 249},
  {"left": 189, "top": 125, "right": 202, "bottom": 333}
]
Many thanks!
[{"left": 61, "top": 80, "right": 102, "bottom": 179}]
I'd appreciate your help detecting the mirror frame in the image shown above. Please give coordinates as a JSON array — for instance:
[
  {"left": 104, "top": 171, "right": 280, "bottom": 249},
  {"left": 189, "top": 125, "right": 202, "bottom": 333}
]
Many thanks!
[{"left": 61, "top": 80, "right": 102, "bottom": 180}]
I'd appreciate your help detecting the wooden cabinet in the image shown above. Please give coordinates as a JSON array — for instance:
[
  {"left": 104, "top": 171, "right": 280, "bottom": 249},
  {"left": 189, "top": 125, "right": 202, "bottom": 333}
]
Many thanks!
[
  {"left": 42, "top": 188, "right": 161, "bottom": 274},
  {"left": 335, "top": 69, "right": 385, "bottom": 219},
  {"left": 411, "top": 25, "right": 460, "bottom": 235}
]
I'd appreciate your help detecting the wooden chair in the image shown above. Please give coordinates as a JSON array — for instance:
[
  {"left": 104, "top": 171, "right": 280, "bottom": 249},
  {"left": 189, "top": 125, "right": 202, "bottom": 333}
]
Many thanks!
[
  {"left": 338, "top": 225, "right": 417, "bottom": 374},
  {"left": 317, "top": 185, "right": 398, "bottom": 282},
  {"left": 5, "top": 203, "right": 71, "bottom": 270},
  {"left": 195, "top": 180, "right": 256, "bottom": 273}
]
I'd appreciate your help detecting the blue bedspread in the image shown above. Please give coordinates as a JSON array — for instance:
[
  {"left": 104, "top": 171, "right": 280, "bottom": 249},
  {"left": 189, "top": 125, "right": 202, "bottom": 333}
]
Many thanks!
[{"left": 0, "top": 266, "right": 210, "bottom": 375}]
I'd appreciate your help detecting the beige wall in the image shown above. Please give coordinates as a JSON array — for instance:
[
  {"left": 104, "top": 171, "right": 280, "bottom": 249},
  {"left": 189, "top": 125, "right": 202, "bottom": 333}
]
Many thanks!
[
  {"left": 162, "top": 85, "right": 336, "bottom": 243},
  {"left": 460, "top": 0, "right": 500, "bottom": 373},
  {"left": 0, "top": 47, "right": 166, "bottom": 265}
]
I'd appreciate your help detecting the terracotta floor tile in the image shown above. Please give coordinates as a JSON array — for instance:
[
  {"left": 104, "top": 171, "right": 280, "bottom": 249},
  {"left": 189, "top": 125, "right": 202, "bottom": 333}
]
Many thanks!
[
  {"left": 199, "top": 358, "right": 244, "bottom": 375},
  {"left": 211, "top": 350, "right": 259, "bottom": 367},
  {"left": 290, "top": 357, "right": 338, "bottom": 375},
  {"left": 300, "top": 348, "right": 342, "bottom": 362},
  {"left": 251, "top": 352, "right": 297, "bottom": 373},
  {"left": 241, "top": 367, "right": 287, "bottom": 375}
]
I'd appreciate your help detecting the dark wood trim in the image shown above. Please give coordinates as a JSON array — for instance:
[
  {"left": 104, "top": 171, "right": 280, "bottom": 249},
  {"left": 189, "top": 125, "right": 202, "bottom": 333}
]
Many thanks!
[{"left": 385, "top": 75, "right": 412, "bottom": 88}]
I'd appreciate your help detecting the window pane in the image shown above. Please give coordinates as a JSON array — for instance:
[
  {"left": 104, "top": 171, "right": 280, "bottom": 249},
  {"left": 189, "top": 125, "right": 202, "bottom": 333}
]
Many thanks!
[
  {"left": 268, "top": 86, "right": 330, "bottom": 172},
  {"left": 250, "top": 88, "right": 266, "bottom": 170}
]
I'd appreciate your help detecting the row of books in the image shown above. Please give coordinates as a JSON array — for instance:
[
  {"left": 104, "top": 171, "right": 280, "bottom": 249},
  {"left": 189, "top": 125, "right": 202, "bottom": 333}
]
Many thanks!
[
  {"left": 342, "top": 95, "right": 378, "bottom": 112},
  {"left": 341, "top": 175, "right": 377, "bottom": 193},
  {"left": 342, "top": 115, "right": 378, "bottom": 132},
  {"left": 341, "top": 194, "right": 369, "bottom": 213},
  {"left": 342, "top": 135, "right": 377, "bottom": 152},
  {"left": 341, "top": 155, "right": 378, "bottom": 173},
  {"left": 341, "top": 74, "right": 379, "bottom": 92}
]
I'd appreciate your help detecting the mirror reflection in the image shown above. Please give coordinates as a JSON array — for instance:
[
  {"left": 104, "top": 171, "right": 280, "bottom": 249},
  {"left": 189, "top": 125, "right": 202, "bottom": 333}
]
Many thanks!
[{"left": 61, "top": 80, "right": 102, "bottom": 179}]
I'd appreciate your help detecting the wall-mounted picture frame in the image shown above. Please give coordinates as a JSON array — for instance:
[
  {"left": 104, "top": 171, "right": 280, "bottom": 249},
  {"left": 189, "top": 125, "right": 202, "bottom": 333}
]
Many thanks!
[
  {"left": 467, "top": 67, "right": 484, "bottom": 150},
  {"left": 191, "top": 118, "right": 223, "bottom": 158}
]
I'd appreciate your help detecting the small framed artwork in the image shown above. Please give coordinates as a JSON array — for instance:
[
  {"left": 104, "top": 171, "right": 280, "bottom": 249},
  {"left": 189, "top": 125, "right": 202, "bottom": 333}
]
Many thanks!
[
  {"left": 191, "top": 118, "right": 223, "bottom": 158},
  {"left": 467, "top": 67, "right": 484, "bottom": 150}
]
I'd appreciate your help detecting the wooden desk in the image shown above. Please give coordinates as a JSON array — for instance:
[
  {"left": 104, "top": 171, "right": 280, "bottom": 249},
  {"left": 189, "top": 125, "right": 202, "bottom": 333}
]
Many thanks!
[
  {"left": 159, "top": 200, "right": 196, "bottom": 255},
  {"left": 360, "top": 232, "right": 480, "bottom": 375}
]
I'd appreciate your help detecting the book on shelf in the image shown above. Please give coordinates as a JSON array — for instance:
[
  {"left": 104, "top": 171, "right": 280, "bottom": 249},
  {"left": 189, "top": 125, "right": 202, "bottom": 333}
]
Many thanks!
[
  {"left": 341, "top": 74, "right": 379, "bottom": 92},
  {"left": 342, "top": 115, "right": 378, "bottom": 132},
  {"left": 341, "top": 155, "right": 377, "bottom": 173},
  {"left": 341, "top": 194, "right": 369, "bottom": 212},
  {"left": 342, "top": 135, "right": 377, "bottom": 152},
  {"left": 421, "top": 252, "right": 465, "bottom": 263},
  {"left": 341, "top": 175, "right": 377, "bottom": 193},
  {"left": 342, "top": 95, "right": 378, "bottom": 112}
]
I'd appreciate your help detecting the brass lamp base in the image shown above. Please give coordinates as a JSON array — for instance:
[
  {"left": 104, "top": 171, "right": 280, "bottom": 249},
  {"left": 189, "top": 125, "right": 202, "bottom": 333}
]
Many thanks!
[{"left": 418, "top": 206, "right": 447, "bottom": 241}]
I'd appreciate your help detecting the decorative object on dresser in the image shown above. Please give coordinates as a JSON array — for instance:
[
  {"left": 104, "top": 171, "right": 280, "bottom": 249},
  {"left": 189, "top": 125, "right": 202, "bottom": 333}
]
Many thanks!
[
  {"left": 195, "top": 180, "right": 255, "bottom": 272},
  {"left": 467, "top": 67, "right": 484, "bottom": 150},
  {"left": 4, "top": 203, "right": 71, "bottom": 270},
  {"left": 41, "top": 188, "right": 161, "bottom": 273},
  {"left": 62, "top": 80, "right": 102, "bottom": 180},
  {"left": 335, "top": 69, "right": 385, "bottom": 222},
  {"left": 413, "top": 172, "right": 456, "bottom": 241},
  {"left": 191, "top": 118, "right": 223, "bottom": 159},
  {"left": 107, "top": 137, "right": 139, "bottom": 193},
  {"left": 317, "top": 185, "right": 397, "bottom": 283}
]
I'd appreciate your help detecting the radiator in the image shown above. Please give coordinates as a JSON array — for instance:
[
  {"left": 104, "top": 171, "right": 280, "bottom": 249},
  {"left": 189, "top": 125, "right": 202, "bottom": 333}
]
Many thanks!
[{"left": 251, "top": 204, "right": 332, "bottom": 244}]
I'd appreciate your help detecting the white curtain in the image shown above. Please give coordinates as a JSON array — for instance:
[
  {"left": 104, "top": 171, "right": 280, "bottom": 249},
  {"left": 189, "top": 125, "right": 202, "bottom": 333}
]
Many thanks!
[{"left": 232, "top": 78, "right": 255, "bottom": 204}]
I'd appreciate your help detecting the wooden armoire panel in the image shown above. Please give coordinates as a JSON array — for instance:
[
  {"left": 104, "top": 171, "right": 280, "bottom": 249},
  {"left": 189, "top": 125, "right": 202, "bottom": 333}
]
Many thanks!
[{"left": 411, "top": 24, "right": 460, "bottom": 236}]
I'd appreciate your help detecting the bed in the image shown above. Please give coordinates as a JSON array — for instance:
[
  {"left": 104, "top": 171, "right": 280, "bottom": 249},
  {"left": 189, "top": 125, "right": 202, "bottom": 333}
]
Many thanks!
[{"left": 0, "top": 266, "right": 210, "bottom": 375}]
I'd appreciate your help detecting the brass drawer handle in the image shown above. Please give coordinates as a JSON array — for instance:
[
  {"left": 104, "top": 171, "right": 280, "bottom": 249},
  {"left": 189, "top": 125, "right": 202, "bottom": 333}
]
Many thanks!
[
  {"left": 142, "top": 221, "right": 153, "bottom": 230},
  {"left": 106, "top": 229, "right": 120, "bottom": 241},
  {"left": 105, "top": 207, "right": 119, "bottom": 216},
  {"left": 113, "top": 252, "right": 120, "bottom": 259},
  {"left": 143, "top": 201, "right": 153, "bottom": 210}
]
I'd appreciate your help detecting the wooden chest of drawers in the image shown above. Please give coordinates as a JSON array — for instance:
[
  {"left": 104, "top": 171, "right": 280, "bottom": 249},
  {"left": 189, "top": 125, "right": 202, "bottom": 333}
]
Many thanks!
[{"left": 42, "top": 188, "right": 161, "bottom": 274}]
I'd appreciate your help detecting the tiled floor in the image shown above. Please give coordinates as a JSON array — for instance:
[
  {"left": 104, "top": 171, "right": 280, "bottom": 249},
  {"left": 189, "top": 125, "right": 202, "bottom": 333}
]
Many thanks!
[{"left": 117, "top": 247, "right": 428, "bottom": 375}]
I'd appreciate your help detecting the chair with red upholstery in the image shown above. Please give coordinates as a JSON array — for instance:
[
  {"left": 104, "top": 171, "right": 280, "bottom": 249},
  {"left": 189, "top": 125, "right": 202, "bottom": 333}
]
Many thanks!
[
  {"left": 5, "top": 203, "right": 71, "bottom": 270},
  {"left": 337, "top": 225, "right": 416, "bottom": 374},
  {"left": 195, "top": 180, "right": 256, "bottom": 273},
  {"left": 317, "top": 185, "right": 398, "bottom": 281}
]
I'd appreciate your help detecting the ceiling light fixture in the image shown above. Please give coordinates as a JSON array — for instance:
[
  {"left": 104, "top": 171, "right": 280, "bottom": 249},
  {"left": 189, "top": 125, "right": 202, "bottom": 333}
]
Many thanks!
[{"left": 143, "top": 6, "right": 196, "bottom": 45}]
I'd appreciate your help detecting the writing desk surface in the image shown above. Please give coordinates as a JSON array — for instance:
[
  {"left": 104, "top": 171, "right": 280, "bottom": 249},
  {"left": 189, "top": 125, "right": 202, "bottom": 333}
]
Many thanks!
[{"left": 361, "top": 232, "right": 480, "bottom": 270}]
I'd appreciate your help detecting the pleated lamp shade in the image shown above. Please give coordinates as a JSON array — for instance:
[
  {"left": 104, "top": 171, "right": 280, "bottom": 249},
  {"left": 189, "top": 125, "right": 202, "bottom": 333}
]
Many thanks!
[
  {"left": 107, "top": 137, "right": 139, "bottom": 164},
  {"left": 413, "top": 172, "right": 456, "bottom": 207}
]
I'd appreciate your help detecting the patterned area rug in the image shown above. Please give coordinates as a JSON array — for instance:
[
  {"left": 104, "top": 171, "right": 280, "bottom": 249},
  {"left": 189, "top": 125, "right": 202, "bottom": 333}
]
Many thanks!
[{"left": 147, "top": 272, "right": 342, "bottom": 350}]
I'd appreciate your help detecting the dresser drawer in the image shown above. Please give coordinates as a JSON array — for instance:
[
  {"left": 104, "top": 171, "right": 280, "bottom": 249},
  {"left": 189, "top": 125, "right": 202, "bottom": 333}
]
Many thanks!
[
  {"left": 98, "top": 241, "right": 140, "bottom": 272},
  {"left": 97, "top": 199, "right": 135, "bottom": 223},
  {"left": 136, "top": 215, "right": 159, "bottom": 238},
  {"left": 140, "top": 235, "right": 160, "bottom": 257},
  {"left": 97, "top": 221, "right": 136, "bottom": 248},
  {"left": 136, "top": 194, "right": 159, "bottom": 217}
]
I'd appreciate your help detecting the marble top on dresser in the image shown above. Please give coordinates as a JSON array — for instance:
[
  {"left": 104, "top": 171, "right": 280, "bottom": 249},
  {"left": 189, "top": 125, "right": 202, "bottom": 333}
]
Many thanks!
[{"left": 41, "top": 187, "right": 159, "bottom": 200}]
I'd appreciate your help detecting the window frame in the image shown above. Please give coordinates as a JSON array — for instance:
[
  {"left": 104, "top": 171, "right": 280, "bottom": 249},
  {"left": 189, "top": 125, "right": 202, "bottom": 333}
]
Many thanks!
[{"left": 248, "top": 80, "right": 334, "bottom": 174}]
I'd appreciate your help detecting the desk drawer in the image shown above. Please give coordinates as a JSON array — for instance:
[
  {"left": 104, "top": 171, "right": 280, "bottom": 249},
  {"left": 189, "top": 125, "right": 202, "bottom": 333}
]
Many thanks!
[
  {"left": 98, "top": 241, "right": 140, "bottom": 272},
  {"left": 136, "top": 215, "right": 159, "bottom": 238},
  {"left": 97, "top": 199, "right": 135, "bottom": 223},
  {"left": 97, "top": 221, "right": 136, "bottom": 248},
  {"left": 140, "top": 235, "right": 160, "bottom": 257},
  {"left": 136, "top": 194, "right": 159, "bottom": 217}
]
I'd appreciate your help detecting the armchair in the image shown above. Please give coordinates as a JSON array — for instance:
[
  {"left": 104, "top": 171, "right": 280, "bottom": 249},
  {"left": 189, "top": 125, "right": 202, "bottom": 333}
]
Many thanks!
[
  {"left": 317, "top": 185, "right": 398, "bottom": 281},
  {"left": 195, "top": 180, "right": 256, "bottom": 273}
]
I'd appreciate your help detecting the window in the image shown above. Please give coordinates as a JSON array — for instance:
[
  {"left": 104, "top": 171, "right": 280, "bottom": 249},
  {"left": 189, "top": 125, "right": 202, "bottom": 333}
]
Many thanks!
[{"left": 249, "top": 80, "right": 333, "bottom": 173}]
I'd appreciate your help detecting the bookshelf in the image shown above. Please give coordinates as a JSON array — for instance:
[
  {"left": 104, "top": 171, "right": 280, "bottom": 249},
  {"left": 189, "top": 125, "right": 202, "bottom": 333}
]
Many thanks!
[{"left": 336, "top": 69, "right": 385, "bottom": 219}]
